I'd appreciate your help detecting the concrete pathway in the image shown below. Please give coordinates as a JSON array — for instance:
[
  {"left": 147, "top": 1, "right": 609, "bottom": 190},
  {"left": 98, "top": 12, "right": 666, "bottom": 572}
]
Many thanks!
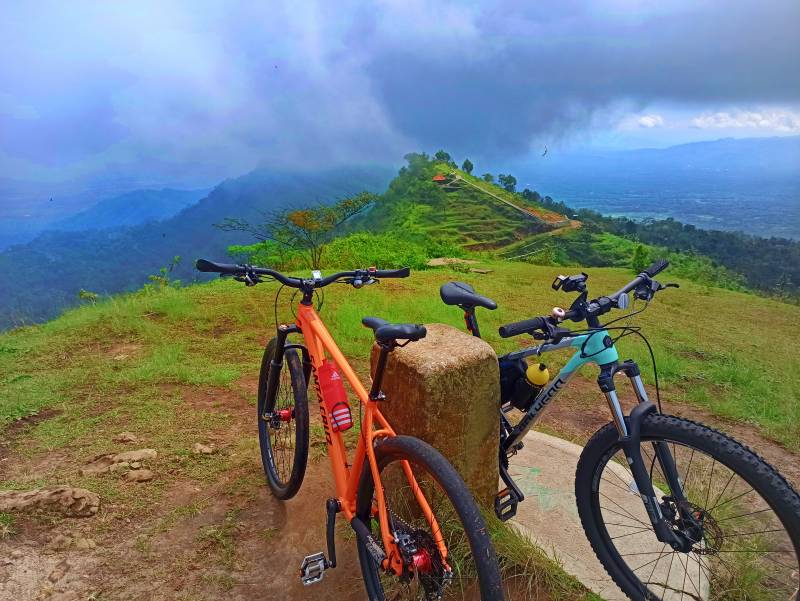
[{"left": 508, "top": 431, "right": 708, "bottom": 600}]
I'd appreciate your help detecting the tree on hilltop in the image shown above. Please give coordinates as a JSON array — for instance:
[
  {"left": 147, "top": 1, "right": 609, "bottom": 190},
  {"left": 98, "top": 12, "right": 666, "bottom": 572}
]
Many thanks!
[
  {"left": 498, "top": 174, "right": 517, "bottom": 193},
  {"left": 434, "top": 150, "right": 452, "bottom": 163},
  {"left": 461, "top": 158, "right": 473, "bottom": 174},
  {"left": 481, "top": 173, "right": 494, "bottom": 183}
]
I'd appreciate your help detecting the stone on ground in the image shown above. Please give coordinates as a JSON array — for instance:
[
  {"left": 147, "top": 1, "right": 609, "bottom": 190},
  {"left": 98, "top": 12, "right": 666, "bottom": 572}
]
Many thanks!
[
  {"left": 371, "top": 323, "right": 500, "bottom": 505},
  {"left": 0, "top": 487, "right": 99, "bottom": 517}
]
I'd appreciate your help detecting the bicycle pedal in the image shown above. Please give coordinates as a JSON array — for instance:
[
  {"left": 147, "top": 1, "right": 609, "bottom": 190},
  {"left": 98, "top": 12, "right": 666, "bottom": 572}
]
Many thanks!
[
  {"left": 299, "top": 552, "right": 329, "bottom": 585},
  {"left": 494, "top": 487, "right": 521, "bottom": 521}
]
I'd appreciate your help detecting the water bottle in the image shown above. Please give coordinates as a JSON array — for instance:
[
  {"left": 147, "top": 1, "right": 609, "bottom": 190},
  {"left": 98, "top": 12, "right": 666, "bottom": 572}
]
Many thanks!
[{"left": 318, "top": 359, "right": 353, "bottom": 432}]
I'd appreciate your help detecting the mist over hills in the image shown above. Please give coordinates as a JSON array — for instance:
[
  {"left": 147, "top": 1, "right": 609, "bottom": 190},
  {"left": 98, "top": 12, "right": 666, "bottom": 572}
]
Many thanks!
[
  {"left": 508, "top": 136, "right": 800, "bottom": 239},
  {"left": 0, "top": 166, "right": 393, "bottom": 329},
  {"left": 50, "top": 188, "right": 209, "bottom": 232}
]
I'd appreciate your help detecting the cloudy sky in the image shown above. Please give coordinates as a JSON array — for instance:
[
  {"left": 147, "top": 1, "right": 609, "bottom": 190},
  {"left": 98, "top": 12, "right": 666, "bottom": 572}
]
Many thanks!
[{"left": 1, "top": 0, "right": 799, "bottom": 192}]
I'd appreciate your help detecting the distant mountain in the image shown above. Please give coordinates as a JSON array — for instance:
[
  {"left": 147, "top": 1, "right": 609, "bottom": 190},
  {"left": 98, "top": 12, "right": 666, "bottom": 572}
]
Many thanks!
[
  {"left": 0, "top": 165, "right": 394, "bottom": 329},
  {"left": 51, "top": 188, "right": 208, "bottom": 232},
  {"left": 508, "top": 136, "right": 800, "bottom": 239}
]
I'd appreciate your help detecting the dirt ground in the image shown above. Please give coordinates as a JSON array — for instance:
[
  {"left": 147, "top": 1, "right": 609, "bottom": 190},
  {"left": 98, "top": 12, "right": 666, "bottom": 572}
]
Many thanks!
[{"left": 1, "top": 375, "right": 797, "bottom": 601}]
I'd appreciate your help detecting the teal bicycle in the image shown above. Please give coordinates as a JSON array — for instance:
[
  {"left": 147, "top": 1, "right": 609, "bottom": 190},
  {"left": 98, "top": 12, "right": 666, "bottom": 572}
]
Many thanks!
[{"left": 441, "top": 259, "right": 800, "bottom": 601}]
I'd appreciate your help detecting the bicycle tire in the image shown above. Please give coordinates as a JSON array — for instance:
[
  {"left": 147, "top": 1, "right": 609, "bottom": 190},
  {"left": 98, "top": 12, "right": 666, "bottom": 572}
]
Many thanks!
[
  {"left": 257, "top": 337, "right": 309, "bottom": 500},
  {"left": 576, "top": 414, "right": 800, "bottom": 600},
  {"left": 355, "top": 435, "right": 504, "bottom": 601}
]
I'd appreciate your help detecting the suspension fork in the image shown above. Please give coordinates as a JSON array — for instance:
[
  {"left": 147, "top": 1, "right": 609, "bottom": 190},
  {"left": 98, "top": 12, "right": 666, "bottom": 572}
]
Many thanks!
[
  {"left": 262, "top": 324, "right": 308, "bottom": 420},
  {"left": 599, "top": 361, "right": 689, "bottom": 550}
]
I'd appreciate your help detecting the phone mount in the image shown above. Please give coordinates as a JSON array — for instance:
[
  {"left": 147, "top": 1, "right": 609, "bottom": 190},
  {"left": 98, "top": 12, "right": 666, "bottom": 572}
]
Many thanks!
[{"left": 552, "top": 272, "right": 588, "bottom": 293}]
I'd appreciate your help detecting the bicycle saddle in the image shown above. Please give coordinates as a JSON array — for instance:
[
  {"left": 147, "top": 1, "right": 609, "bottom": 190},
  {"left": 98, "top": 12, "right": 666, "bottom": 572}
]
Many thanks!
[
  {"left": 362, "top": 317, "right": 427, "bottom": 343},
  {"left": 439, "top": 282, "right": 497, "bottom": 310}
]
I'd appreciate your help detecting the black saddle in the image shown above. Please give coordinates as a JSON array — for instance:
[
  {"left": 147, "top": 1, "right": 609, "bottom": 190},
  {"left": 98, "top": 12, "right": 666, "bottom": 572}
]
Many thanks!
[
  {"left": 362, "top": 317, "right": 427, "bottom": 344},
  {"left": 439, "top": 281, "right": 497, "bottom": 310}
]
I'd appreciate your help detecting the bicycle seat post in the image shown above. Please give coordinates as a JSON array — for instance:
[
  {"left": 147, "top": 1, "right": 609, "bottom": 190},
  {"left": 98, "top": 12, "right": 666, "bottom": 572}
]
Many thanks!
[{"left": 369, "top": 342, "right": 394, "bottom": 401}]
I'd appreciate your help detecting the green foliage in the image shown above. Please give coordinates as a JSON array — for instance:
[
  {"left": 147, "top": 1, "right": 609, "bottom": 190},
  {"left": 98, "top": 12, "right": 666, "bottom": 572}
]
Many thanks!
[
  {"left": 227, "top": 240, "right": 302, "bottom": 270},
  {"left": 217, "top": 191, "right": 377, "bottom": 269},
  {"left": 461, "top": 158, "right": 474, "bottom": 174},
  {"left": 481, "top": 173, "right": 494, "bottom": 183},
  {"left": 631, "top": 244, "right": 651, "bottom": 273},
  {"left": 0, "top": 512, "right": 16, "bottom": 539},
  {"left": 534, "top": 195, "right": 800, "bottom": 297},
  {"left": 498, "top": 173, "right": 517, "bottom": 192},
  {"left": 322, "top": 232, "right": 430, "bottom": 270},
  {"left": 142, "top": 256, "right": 182, "bottom": 293},
  {"left": 434, "top": 149, "right": 454, "bottom": 166},
  {"left": 78, "top": 289, "right": 99, "bottom": 304}
]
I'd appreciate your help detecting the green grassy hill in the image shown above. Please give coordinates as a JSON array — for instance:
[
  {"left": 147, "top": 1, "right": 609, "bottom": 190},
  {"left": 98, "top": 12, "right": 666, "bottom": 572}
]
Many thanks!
[{"left": 3, "top": 261, "right": 798, "bottom": 452}]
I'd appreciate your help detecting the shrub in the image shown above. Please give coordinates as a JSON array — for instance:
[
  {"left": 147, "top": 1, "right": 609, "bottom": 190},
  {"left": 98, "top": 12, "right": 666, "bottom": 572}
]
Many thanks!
[{"left": 321, "top": 232, "right": 429, "bottom": 270}]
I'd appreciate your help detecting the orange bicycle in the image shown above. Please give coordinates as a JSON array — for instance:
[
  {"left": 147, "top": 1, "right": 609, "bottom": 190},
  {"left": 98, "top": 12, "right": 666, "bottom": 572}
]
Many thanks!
[{"left": 196, "top": 259, "right": 503, "bottom": 601}]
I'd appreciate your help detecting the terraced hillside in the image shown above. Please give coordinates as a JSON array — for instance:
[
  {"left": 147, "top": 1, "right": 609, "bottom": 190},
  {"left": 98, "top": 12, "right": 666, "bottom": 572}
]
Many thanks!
[{"left": 352, "top": 156, "right": 575, "bottom": 251}]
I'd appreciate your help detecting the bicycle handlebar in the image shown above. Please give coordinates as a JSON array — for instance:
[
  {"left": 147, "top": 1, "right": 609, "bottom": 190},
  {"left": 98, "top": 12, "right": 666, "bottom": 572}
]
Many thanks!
[
  {"left": 498, "top": 317, "right": 548, "bottom": 339},
  {"left": 498, "top": 258, "right": 670, "bottom": 339},
  {"left": 195, "top": 259, "right": 410, "bottom": 289}
]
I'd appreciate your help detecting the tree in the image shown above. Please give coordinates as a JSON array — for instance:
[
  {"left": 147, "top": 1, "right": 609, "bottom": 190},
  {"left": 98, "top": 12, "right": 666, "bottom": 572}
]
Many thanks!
[
  {"left": 498, "top": 174, "right": 517, "bottom": 193},
  {"left": 461, "top": 158, "right": 473, "bottom": 174},
  {"left": 216, "top": 192, "right": 376, "bottom": 269},
  {"left": 434, "top": 150, "right": 452, "bottom": 163},
  {"left": 481, "top": 173, "right": 494, "bottom": 183},
  {"left": 631, "top": 244, "right": 650, "bottom": 273}
]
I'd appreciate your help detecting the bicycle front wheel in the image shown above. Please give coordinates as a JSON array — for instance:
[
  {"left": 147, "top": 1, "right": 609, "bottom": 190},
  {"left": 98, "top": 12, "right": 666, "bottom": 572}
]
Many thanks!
[
  {"left": 257, "top": 337, "right": 309, "bottom": 500},
  {"left": 576, "top": 414, "right": 800, "bottom": 601},
  {"left": 356, "top": 435, "right": 504, "bottom": 601}
]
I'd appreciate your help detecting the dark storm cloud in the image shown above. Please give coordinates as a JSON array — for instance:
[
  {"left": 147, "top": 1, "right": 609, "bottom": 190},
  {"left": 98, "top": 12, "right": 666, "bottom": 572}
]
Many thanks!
[
  {"left": 363, "top": 0, "right": 800, "bottom": 158},
  {"left": 0, "top": 0, "right": 798, "bottom": 191}
]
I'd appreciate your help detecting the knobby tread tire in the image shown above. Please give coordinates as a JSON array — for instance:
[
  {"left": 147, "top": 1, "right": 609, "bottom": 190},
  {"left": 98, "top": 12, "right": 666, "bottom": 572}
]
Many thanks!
[{"left": 575, "top": 413, "right": 800, "bottom": 601}]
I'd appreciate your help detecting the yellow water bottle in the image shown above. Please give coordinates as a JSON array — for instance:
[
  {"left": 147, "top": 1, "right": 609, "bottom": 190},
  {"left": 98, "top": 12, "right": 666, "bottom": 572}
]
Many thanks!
[{"left": 526, "top": 362, "right": 549, "bottom": 388}]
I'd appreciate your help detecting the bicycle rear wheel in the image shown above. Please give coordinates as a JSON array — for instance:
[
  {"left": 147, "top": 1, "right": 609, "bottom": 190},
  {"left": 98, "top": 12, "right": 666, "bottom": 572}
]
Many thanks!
[
  {"left": 257, "top": 337, "right": 309, "bottom": 500},
  {"left": 355, "top": 435, "right": 504, "bottom": 601},
  {"left": 576, "top": 414, "right": 800, "bottom": 600}
]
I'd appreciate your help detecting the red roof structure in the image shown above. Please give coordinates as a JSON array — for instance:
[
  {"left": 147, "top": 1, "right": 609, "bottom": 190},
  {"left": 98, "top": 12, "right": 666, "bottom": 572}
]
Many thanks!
[{"left": 432, "top": 174, "right": 447, "bottom": 182}]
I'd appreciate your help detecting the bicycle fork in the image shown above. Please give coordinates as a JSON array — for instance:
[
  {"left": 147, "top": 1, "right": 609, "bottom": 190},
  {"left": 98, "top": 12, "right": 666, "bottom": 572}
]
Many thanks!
[{"left": 600, "top": 360, "right": 694, "bottom": 552}]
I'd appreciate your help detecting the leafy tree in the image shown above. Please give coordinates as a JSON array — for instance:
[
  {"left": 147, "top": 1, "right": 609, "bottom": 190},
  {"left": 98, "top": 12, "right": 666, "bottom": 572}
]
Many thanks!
[
  {"left": 631, "top": 244, "right": 650, "bottom": 273},
  {"left": 461, "top": 158, "right": 473, "bottom": 174},
  {"left": 521, "top": 188, "right": 542, "bottom": 203},
  {"left": 434, "top": 150, "right": 452, "bottom": 163},
  {"left": 481, "top": 173, "right": 494, "bottom": 183},
  {"left": 498, "top": 174, "right": 517, "bottom": 192},
  {"left": 216, "top": 192, "right": 376, "bottom": 269}
]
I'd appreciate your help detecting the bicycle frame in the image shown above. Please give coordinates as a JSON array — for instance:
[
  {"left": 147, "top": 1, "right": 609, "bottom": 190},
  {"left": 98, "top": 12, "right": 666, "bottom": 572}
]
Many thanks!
[
  {"left": 501, "top": 330, "right": 622, "bottom": 450},
  {"left": 499, "top": 330, "right": 690, "bottom": 547},
  {"left": 269, "top": 302, "right": 448, "bottom": 575}
]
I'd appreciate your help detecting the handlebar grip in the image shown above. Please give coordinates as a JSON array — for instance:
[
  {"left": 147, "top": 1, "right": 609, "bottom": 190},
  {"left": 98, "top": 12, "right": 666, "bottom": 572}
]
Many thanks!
[
  {"left": 498, "top": 316, "right": 547, "bottom": 338},
  {"left": 644, "top": 258, "right": 669, "bottom": 277},
  {"left": 373, "top": 267, "right": 410, "bottom": 278},
  {"left": 196, "top": 259, "right": 244, "bottom": 275}
]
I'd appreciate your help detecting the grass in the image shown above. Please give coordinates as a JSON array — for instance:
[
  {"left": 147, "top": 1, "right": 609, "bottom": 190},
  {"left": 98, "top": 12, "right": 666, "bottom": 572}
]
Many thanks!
[
  {"left": 197, "top": 509, "right": 241, "bottom": 569},
  {"left": 2, "top": 261, "right": 798, "bottom": 451},
  {"left": 485, "top": 513, "right": 592, "bottom": 600},
  {"left": 0, "top": 512, "right": 16, "bottom": 539}
]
